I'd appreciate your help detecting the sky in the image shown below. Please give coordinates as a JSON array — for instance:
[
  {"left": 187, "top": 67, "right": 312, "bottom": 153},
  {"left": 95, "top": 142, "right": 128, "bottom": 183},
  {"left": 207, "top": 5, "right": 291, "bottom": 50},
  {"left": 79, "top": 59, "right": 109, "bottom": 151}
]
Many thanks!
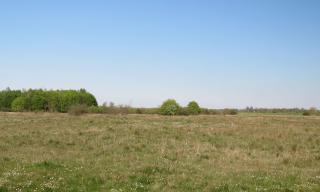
[{"left": 0, "top": 0, "right": 319, "bottom": 108}]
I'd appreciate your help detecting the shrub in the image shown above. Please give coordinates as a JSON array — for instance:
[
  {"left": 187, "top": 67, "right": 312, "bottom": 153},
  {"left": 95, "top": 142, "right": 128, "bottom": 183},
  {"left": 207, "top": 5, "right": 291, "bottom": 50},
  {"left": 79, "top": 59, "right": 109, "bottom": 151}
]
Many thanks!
[
  {"left": 187, "top": 101, "right": 201, "bottom": 115},
  {"left": 223, "top": 108, "right": 238, "bottom": 115},
  {"left": 141, "top": 108, "right": 159, "bottom": 114},
  {"left": 302, "top": 111, "right": 311, "bottom": 116},
  {"left": 103, "top": 105, "right": 132, "bottom": 115},
  {"left": 201, "top": 108, "right": 210, "bottom": 115},
  {"left": 209, "top": 109, "right": 220, "bottom": 115},
  {"left": 229, "top": 109, "right": 238, "bottom": 115},
  {"left": 309, "top": 107, "right": 319, "bottom": 116},
  {"left": 159, "top": 99, "right": 180, "bottom": 115},
  {"left": 11, "top": 97, "right": 28, "bottom": 112},
  {"left": 136, "top": 108, "right": 143, "bottom": 114},
  {"left": 68, "top": 104, "right": 88, "bottom": 116},
  {"left": 88, "top": 106, "right": 104, "bottom": 113},
  {"left": 303, "top": 108, "right": 319, "bottom": 116},
  {"left": 178, "top": 107, "right": 190, "bottom": 116},
  {"left": 201, "top": 108, "right": 220, "bottom": 115}
]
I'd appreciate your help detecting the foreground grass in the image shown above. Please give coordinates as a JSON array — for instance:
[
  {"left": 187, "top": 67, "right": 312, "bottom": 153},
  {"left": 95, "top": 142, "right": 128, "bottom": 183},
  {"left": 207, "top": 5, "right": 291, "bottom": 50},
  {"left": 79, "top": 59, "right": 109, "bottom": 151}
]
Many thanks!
[{"left": 0, "top": 113, "right": 319, "bottom": 191}]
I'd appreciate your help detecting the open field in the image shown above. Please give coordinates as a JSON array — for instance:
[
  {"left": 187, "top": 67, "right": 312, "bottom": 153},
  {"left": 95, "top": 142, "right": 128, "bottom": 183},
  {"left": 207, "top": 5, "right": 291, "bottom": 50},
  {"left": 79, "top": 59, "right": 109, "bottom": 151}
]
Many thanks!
[{"left": 0, "top": 113, "right": 319, "bottom": 191}]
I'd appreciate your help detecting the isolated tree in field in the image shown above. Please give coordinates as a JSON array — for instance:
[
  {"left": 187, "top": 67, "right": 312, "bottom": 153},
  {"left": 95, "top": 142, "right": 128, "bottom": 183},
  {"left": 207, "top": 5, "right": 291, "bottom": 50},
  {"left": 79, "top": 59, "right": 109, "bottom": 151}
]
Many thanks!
[
  {"left": 187, "top": 101, "right": 201, "bottom": 115},
  {"left": 159, "top": 99, "right": 180, "bottom": 115}
]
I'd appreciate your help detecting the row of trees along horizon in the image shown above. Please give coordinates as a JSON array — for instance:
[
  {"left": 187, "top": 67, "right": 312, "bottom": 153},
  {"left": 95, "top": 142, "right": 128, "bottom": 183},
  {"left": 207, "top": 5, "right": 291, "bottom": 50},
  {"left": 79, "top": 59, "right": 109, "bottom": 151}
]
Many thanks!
[{"left": 0, "top": 88, "right": 318, "bottom": 116}]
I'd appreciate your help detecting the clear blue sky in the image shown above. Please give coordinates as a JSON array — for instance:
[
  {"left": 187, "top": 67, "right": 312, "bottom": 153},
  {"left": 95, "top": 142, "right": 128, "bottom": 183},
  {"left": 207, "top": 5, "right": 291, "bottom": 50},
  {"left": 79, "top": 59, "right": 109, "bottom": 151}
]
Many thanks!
[{"left": 1, "top": 0, "right": 319, "bottom": 108}]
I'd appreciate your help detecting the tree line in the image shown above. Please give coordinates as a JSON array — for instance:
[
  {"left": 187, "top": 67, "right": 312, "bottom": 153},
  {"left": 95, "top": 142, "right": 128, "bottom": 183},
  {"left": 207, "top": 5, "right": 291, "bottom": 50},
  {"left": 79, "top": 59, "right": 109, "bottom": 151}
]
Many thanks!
[
  {"left": 0, "top": 88, "right": 317, "bottom": 116},
  {"left": 0, "top": 88, "right": 97, "bottom": 112},
  {"left": 81, "top": 99, "right": 238, "bottom": 116}
]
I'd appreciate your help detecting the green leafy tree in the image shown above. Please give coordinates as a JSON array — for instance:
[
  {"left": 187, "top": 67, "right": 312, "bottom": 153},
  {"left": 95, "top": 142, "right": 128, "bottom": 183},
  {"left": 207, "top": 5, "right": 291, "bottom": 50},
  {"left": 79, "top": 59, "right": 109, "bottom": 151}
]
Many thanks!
[
  {"left": 187, "top": 101, "right": 201, "bottom": 115},
  {"left": 0, "top": 89, "right": 21, "bottom": 111},
  {"left": 159, "top": 99, "right": 180, "bottom": 115},
  {"left": 30, "top": 95, "right": 47, "bottom": 111},
  {"left": 11, "top": 97, "right": 28, "bottom": 112}
]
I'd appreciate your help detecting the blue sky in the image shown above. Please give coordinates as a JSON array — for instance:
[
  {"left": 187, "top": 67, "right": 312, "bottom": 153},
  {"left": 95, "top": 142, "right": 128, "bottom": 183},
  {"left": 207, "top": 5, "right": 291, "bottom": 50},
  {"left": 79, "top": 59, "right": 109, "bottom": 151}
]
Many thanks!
[{"left": 1, "top": 0, "right": 319, "bottom": 108}]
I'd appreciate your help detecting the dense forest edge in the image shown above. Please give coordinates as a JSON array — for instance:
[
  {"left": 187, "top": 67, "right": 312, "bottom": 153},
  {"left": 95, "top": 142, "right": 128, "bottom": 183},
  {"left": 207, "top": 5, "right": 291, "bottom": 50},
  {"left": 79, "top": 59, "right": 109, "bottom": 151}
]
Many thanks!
[
  {"left": 0, "top": 88, "right": 97, "bottom": 113},
  {"left": 0, "top": 88, "right": 318, "bottom": 116}
]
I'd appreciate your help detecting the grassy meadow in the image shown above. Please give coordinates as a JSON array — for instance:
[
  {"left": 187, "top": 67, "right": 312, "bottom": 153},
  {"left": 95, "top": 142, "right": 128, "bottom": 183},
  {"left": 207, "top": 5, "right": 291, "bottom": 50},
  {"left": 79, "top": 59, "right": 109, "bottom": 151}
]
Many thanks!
[{"left": 0, "top": 112, "right": 319, "bottom": 191}]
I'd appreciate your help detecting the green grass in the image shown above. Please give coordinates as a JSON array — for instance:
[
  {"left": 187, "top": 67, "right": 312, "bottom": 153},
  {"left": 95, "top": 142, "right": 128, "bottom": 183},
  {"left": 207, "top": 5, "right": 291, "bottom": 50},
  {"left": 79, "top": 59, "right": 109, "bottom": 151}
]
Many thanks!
[{"left": 0, "top": 112, "right": 319, "bottom": 191}]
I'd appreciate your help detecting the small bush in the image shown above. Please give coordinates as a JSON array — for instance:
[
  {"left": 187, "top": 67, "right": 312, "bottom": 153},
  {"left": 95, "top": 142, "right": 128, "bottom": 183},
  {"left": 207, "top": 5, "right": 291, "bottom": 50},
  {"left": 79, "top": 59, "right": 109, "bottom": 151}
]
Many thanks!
[
  {"left": 178, "top": 107, "right": 190, "bottom": 116},
  {"left": 302, "top": 108, "right": 320, "bottom": 116},
  {"left": 201, "top": 108, "right": 209, "bottom": 115},
  {"left": 230, "top": 109, "right": 238, "bottom": 115},
  {"left": 68, "top": 104, "right": 88, "bottom": 116},
  {"left": 223, "top": 108, "right": 238, "bottom": 115},
  {"left": 303, "top": 111, "right": 311, "bottom": 116},
  {"left": 88, "top": 106, "right": 104, "bottom": 113},
  {"left": 201, "top": 108, "right": 219, "bottom": 115},
  {"left": 136, "top": 108, "right": 143, "bottom": 114},
  {"left": 187, "top": 101, "right": 201, "bottom": 115},
  {"left": 141, "top": 108, "right": 159, "bottom": 114},
  {"left": 159, "top": 99, "right": 180, "bottom": 115}
]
